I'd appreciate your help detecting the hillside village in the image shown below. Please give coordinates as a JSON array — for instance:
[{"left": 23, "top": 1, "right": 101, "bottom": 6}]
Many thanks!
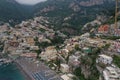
[{"left": 0, "top": 15, "right": 120, "bottom": 80}]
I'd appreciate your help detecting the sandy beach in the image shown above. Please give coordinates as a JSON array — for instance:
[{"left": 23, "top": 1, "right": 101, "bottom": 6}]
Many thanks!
[
  {"left": 14, "top": 57, "right": 62, "bottom": 80},
  {"left": 14, "top": 62, "right": 33, "bottom": 80}
]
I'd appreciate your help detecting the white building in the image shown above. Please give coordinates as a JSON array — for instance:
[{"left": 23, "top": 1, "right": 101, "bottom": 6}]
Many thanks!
[
  {"left": 30, "top": 46, "right": 39, "bottom": 50},
  {"left": 68, "top": 54, "right": 80, "bottom": 68},
  {"left": 61, "top": 74, "right": 74, "bottom": 80},
  {"left": 96, "top": 54, "right": 113, "bottom": 65},
  {"left": 103, "top": 65, "right": 120, "bottom": 80},
  {"left": 60, "top": 64, "right": 69, "bottom": 73},
  {"left": 61, "top": 75, "right": 71, "bottom": 80}
]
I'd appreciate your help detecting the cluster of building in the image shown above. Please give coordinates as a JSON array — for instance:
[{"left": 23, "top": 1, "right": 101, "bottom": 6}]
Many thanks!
[
  {"left": 96, "top": 54, "right": 120, "bottom": 80},
  {"left": 112, "top": 40, "right": 120, "bottom": 53},
  {"left": 56, "top": 33, "right": 120, "bottom": 80},
  {"left": 0, "top": 15, "right": 120, "bottom": 80},
  {"left": 97, "top": 22, "right": 120, "bottom": 36},
  {"left": 103, "top": 65, "right": 120, "bottom": 80},
  {"left": 37, "top": 32, "right": 120, "bottom": 80},
  {"left": 0, "top": 17, "right": 67, "bottom": 80},
  {"left": 0, "top": 16, "right": 66, "bottom": 58}
]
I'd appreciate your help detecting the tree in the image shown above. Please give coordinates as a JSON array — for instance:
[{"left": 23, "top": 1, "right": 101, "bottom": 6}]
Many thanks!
[
  {"left": 35, "top": 49, "right": 42, "bottom": 58},
  {"left": 50, "top": 36, "right": 64, "bottom": 45},
  {"left": 102, "top": 44, "right": 110, "bottom": 50},
  {"left": 75, "top": 44, "right": 81, "bottom": 51},
  {"left": 73, "top": 67, "right": 86, "bottom": 80},
  {"left": 113, "top": 55, "right": 120, "bottom": 68}
]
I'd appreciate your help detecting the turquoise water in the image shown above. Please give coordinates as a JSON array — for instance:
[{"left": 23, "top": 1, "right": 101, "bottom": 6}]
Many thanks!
[{"left": 0, "top": 63, "right": 26, "bottom": 80}]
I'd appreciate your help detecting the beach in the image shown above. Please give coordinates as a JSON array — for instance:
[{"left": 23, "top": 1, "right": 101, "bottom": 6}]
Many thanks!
[
  {"left": 14, "top": 62, "right": 33, "bottom": 80},
  {"left": 15, "top": 57, "right": 62, "bottom": 80}
]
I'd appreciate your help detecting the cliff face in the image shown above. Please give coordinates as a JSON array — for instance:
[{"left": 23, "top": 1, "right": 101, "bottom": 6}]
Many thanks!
[
  {"left": 79, "top": 0, "right": 113, "bottom": 6},
  {"left": 34, "top": 0, "right": 114, "bottom": 14}
]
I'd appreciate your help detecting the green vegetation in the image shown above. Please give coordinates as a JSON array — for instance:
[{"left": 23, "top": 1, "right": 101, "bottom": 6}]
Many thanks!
[
  {"left": 72, "top": 47, "right": 101, "bottom": 80},
  {"left": 40, "top": 42, "right": 51, "bottom": 48},
  {"left": 35, "top": 49, "right": 42, "bottom": 58},
  {"left": 113, "top": 55, "right": 120, "bottom": 68},
  {"left": 101, "top": 35, "right": 120, "bottom": 40},
  {"left": 34, "top": 0, "right": 115, "bottom": 35},
  {"left": 50, "top": 36, "right": 64, "bottom": 45},
  {"left": 2, "top": 52, "right": 9, "bottom": 58},
  {"left": 102, "top": 44, "right": 111, "bottom": 50},
  {"left": 74, "top": 67, "right": 86, "bottom": 80},
  {"left": 88, "top": 65, "right": 100, "bottom": 80},
  {"left": 0, "top": 0, "right": 116, "bottom": 34},
  {"left": 0, "top": 42, "right": 4, "bottom": 52},
  {"left": 0, "top": 0, "right": 33, "bottom": 25},
  {"left": 77, "top": 47, "right": 101, "bottom": 80},
  {"left": 75, "top": 44, "right": 81, "bottom": 51},
  {"left": 35, "top": 35, "right": 64, "bottom": 49},
  {"left": 39, "top": 28, "right": 46, "bottom": 32}
]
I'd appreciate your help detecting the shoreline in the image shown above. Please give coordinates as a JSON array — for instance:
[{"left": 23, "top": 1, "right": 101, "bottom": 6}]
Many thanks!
[
  {"left": 11, "top": 57, "right": 62, "bottom": 80},
  {"left": 13, "top": 61, "right": 33, "bottom": 80}
]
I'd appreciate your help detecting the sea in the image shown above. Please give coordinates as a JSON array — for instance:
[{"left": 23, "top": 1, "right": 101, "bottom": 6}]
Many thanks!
[{"left": 0, "top": 63, "right": 26, "bottom": 80}]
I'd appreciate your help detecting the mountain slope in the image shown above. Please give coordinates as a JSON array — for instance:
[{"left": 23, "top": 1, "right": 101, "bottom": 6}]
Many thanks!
[
  {"left": 33, "top": 0, "right": 115, "bottom": 35},
  {"left": 0, "top": 0, "right": 116, "bottom": 35},
  {"left": 0, "top": 0, "right": 33, "bottom": 24}
]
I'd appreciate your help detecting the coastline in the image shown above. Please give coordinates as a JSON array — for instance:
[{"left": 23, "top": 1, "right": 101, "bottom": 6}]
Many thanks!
[
  {"left": 13, "top": 57, "right": 62, "bottom": 80},
  {"left": 0, "top": 56, "right": 62, "bottom": 80},
  {"left": 13, "top": 61, "right": 33, "bottom": 80}
]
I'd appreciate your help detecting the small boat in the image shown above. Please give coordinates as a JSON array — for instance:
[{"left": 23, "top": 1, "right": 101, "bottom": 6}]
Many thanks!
[{"left": 0, "top": 59, "right": 12, "bottom": 66}]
